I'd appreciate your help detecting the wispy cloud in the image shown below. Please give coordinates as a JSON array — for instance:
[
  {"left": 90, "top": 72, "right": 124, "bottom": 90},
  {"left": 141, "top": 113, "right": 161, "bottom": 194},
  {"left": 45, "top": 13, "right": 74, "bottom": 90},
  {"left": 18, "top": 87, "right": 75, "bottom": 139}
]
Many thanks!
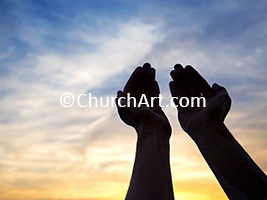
[{"left": 0, "top": 0, "right": 266, "bottom": 199}]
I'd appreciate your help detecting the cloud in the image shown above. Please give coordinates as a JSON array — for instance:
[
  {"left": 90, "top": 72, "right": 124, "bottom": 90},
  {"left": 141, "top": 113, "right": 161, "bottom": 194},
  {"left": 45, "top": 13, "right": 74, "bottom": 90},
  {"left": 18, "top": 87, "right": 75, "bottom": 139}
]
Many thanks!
[
  {"left": 0, "top": 5, "right": 164, "bottom": 197},
  {"left": 0, "top": 1, "right": 267, "bottom": 200}
]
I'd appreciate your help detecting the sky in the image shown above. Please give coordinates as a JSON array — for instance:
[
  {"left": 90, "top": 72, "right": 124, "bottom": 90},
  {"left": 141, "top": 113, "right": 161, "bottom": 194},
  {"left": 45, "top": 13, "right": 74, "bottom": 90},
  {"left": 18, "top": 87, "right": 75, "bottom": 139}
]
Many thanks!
[{"left": 0, "top": 0, "right": 267, "bottom": 199}]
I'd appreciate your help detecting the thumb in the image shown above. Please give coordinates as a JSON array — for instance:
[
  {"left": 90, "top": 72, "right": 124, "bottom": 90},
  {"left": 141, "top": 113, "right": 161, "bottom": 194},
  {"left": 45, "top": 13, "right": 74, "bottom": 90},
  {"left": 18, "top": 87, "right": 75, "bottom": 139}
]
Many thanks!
[
  {"left": 116, "top": 91, "right": 144, "bottom": 121},
  {"left": 116, "top": 91, "right": 156, "bottom": 122}
]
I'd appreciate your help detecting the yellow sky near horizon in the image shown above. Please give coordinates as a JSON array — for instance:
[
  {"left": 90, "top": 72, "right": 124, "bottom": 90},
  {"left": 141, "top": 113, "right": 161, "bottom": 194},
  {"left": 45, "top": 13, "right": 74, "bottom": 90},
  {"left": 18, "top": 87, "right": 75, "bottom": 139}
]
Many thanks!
[
  {"left": 0, "top": 109, "right": 266, "bottom": 200},
  {"left": 1, "top": 1, "right": 267, "bottom": 199}
]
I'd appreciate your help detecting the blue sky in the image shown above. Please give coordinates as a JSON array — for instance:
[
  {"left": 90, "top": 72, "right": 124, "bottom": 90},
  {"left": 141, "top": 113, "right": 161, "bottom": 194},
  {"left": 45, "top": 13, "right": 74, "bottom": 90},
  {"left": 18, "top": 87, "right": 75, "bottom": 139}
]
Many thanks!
[{"left": 0, "top": 0, "right": 267, "bottom": 199}]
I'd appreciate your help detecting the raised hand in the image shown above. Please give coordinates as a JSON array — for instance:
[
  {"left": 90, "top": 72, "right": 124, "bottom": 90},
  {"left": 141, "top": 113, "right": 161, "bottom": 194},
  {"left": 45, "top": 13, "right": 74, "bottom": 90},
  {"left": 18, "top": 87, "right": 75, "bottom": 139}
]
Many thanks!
[
  {"left": 116, "top": 63, "right": 174, "bottom": 200},
  {"left": 169, "top": 64, "right": 267, "bottom": 200},
  {"left": 116, "top": 63, "right": 171, "bottom": 138},
  {"left": 169, "top": 64, "right": 231, "bottom": 141}
]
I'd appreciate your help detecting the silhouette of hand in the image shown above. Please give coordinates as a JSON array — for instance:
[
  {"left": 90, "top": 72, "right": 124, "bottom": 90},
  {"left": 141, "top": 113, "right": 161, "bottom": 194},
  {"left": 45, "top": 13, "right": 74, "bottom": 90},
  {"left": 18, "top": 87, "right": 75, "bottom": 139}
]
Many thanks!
[
  {"left": 169, "top": 64, "right": 231, "bottom": 141},
  {"left": 116, "top": 63, "right": 171, "bottom": 138}
]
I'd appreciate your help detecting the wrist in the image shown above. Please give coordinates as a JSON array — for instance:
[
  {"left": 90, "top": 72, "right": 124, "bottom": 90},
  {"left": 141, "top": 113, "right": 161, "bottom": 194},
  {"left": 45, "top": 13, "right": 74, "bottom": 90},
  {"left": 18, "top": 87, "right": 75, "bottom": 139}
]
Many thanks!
[
  {"left": 199, "top": 121, "right": 225, "bottom": 135},
  {"left": 139, "top": 121, "right": 170, "bottom": 137},
  {"left": 137, "top": 122, "right": 171, "bottom": 150},
  {"left": 193, "top": 122, "right": 230, "bottom": 147}
]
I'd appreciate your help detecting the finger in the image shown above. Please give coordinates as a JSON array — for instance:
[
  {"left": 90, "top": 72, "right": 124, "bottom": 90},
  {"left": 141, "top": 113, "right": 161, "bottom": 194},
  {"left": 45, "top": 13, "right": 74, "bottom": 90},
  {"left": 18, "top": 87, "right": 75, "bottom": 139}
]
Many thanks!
[
  {"left": 170, "top": 64, "right": 183, "bottom": 79},
  {"left": 169, "top": 81, "right": 179, "bottom": 106},
  {"left": 169, "top": 81, "right": 187, "bottom": 114},
  {"left": 143, "top": 62, "right": 155, "bottom": 79},
  {"left": 116, "top": 90, "right": 126, "bottom": 107},
  {"left": 143, "top": 62, "right": 151, "bottom": 69},
  {"left": 116, "top": 90, "right": 139, "bottom": 127},
  {"left": 136, "top": 65, "right": 155, "bottom": 102},
  {"left": 154, "top": 81, "right": 160, "bottom": 96},
  {"left": 151, "top": 81, "right": 162, "bottom": 111},
  {"left": 116, "top": 90, "right": 137, "bottom": 114},
  {"left": 184, "top": 66, "right": 201, "bottom": 97},
  {"left": 170, "top": 65, "right": 190, "bottom": 97},
  {"left": 124, "top": 67, "right": 142, "bottom": 96},
  {"left": 212, "top": 83, "right": 231, "bottom": 121},
  {"left": 117, "top": 90, "right": 124, "bottom": 97},
  {"left": 144, "top": 77, "right": 155, "bottom": 103},
  {"left": 144, "top": 67, "right": 156, "bottom": 102},
  {"left": 135, "top": 73, "right": 149, "bottom": 102},
  {"left": 185, "top": 65, "right": 213, "bottom": 98},
  {"left": 212, "top": 83, "right": 228, "bottom": 95}
]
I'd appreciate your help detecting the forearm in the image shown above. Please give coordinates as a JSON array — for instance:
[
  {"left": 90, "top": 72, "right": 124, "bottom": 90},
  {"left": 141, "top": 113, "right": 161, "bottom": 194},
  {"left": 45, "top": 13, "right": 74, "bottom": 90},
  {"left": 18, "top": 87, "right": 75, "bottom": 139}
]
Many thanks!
[
  {"left": 125, "top": 125, "right": 174, "bottom": 200},
  {"left": 195, "top": 123, "right": 267, "bottom": 200}
]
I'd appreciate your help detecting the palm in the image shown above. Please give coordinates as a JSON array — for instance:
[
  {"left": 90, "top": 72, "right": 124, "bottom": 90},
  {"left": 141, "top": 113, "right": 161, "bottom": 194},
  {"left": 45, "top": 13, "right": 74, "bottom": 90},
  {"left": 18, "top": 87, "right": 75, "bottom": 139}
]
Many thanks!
[
  {"left": 179, "top": 92, "right": 231, "bottom": 134},
  {"left": 116, "top": 63, "right": 171, "bottom": 135},
  {"left": 118, "top": 103, "right": 169, "bottom": 130},
  {"left": 170, "top": 64, "right": 231, "bottom": 140}
]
